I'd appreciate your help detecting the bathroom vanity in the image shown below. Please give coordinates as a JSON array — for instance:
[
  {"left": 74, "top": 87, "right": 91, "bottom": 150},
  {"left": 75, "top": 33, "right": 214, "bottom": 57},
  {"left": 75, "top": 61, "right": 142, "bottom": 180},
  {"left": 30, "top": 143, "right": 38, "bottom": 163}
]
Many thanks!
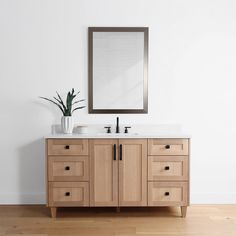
[{"left": 45, "top": 134, "right": 190, "bottom": 218}]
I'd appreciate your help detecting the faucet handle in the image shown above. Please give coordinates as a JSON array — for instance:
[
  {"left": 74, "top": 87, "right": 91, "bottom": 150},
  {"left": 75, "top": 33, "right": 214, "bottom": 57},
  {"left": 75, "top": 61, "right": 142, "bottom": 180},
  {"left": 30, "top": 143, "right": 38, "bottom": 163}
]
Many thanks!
[
  {"left": 124, "top": 126, "right": 131, "bottom": 133},
  {"left": 104, "top": 126, "right": 111, "bottom": 133}
]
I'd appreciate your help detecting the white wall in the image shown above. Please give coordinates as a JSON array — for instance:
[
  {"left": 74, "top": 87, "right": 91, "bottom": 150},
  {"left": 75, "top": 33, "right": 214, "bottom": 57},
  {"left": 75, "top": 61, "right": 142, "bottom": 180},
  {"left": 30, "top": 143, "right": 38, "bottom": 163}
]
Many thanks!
[{"left": 1, "top": 0, "right": 236, "bottom": 204}]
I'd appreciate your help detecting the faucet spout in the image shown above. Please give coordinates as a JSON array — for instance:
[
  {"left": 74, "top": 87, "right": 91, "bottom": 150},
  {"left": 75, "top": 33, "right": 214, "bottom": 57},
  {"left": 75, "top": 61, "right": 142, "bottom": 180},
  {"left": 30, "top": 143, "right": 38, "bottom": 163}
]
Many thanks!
[{"left": 116, "top": 117, "right": 120, "bottom": 133}]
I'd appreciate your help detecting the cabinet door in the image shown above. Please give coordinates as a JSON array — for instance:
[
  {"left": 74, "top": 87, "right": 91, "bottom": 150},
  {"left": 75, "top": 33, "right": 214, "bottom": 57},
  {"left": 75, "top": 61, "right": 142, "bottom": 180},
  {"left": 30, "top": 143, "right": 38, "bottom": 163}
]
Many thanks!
[
  {"left": 119, "top": 139, "right": 147, "bottom": 206},
  {"left": 90, "top": 139, "right": 118, "bottom": 206}
]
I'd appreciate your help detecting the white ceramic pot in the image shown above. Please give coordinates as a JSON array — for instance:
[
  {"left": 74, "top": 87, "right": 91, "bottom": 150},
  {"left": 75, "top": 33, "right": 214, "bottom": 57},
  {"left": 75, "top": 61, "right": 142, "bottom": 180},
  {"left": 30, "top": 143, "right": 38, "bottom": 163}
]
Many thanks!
[
  {"left": 77, "top": 125, "right": 88, "bottom": 134},
  {"left": 61, "top": 116, "right": 74, "bottom": 134}
]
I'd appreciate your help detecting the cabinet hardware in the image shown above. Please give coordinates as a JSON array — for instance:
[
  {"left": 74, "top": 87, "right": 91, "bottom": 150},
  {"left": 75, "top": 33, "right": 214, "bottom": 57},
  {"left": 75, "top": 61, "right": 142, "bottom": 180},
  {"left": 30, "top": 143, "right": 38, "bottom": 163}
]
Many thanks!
[
  {"left": 120, "top": 144, "right": 122, "bottom": 160},
  {"left": 65, "top": 192, "right": 71, "bottom": 196},
  {"left": 164, "top": 166, "right": 170, "bottom": 170},
  {"left": 65, "top": 166, "right": 70, "bottom": 171},
  {"left": 114, "top": 144, "right": 116, "bottom": 160},
  {"left": 165, "top": 145, "right": 170, "bottom": 149},
  {"left": 165, "top": 192, "right": 170, "bottom": 196},
  {"left": 65, "top": 145, "right": 70, "bottom": 149}
]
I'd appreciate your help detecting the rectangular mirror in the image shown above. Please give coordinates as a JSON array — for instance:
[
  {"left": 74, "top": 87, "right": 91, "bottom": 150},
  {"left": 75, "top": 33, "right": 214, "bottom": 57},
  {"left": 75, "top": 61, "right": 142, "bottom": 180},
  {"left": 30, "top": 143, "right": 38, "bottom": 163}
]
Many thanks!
[{"left": 88, "top": 27, "right": 148, "bottom": 113}]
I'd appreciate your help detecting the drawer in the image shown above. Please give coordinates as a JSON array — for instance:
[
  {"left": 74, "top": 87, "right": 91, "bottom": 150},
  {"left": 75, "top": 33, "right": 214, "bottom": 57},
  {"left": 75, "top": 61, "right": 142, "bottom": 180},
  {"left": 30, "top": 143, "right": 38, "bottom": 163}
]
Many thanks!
[
  {"left": 148, "top": 156, "right": 188, "bottom": 181},
  {"left": 48, "top": 182, "right": 89, "bottom": 207},
  {"left": 48, "top": 156, "right": 89, "bottom": 181},
  {"left": 47, "top": 139, "right": 88, "bottom": 156},
  {"left": 148, "top": 139, "right": 189, "bottom": 156},
  {"left": 148, "top": 182, "right": 188, "bottom": 206}
]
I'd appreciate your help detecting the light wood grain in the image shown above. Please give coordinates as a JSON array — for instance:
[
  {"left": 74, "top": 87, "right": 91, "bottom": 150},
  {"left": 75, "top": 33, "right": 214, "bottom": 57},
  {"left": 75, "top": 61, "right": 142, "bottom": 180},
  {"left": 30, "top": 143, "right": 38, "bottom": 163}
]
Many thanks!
[
  {"left": 47, "top": 139, "right": 88, "bottom": 156},
  {"left": 50, "top": 207, "right": 57, "bottom": 218},
  {"left": 119, "top": 139, "right": 147, "bottom": 206},
  {"left": 148, "top": 138, "right": 189, "bottom": 156},
  {"left": 90, "top": 139, "right": 118, "bottom": 206},
  {"left": 48, "top": 182, "right": 89, "bottom": 207},
  {"left": 45, "top": 139, "right": 49, "bottom": 207},
  {"left": 148, "top": 156, "right": 188, "bottom": 181},
  {"left": 1, "top": 205, "right": 236, "bottom": 235},
  {"left": 181, "top": 206, "right": 187, "bottom": 217},
  {"left": 148, "top": 181, "right": 188, "bottom": 206},
  {"left": 48, "top": 155, "right": 89, "bottom": 181}
]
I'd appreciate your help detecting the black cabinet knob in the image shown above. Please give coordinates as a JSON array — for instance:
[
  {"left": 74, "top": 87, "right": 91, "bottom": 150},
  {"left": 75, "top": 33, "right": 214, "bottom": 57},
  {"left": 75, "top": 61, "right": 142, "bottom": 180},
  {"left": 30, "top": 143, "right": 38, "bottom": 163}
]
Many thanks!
[
  {"left": 65, "top": 192, "right": 71, "bottom": 196},
  {"left": 65, "top": 145, "right": 70, "bottom": 149},
  {"left": 65, "top": 166, "right": 70, "bottom": 171},
  {"left": 165, "top": 192, "right": 170, "bottom": 196},
  {"left": 165, "top": 145, "right": 170, "bottom": 149},
  {"left": 164, "top": 166, "right": 170, "bottom": 170}
]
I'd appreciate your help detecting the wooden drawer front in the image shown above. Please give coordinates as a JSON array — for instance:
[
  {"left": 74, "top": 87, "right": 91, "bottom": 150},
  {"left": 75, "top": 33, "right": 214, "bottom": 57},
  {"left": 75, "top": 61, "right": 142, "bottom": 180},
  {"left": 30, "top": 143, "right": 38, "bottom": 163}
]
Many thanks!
[
  {"left": 48, "top": 156, "right": 89, "bottom": 181},
  {"left": 47, "top": 139, "right": 88, "bottom": 156},
  {"left": 148, "top": 182, "right": 188, "bottom": 206},
  {"left": 48, "top": 182, "right": 89, "bottom": 207},
  {"left": 148, "top": 156, "right": 188, "bottom": 181},
  {"left": 148, "top": 139, "right": 189, "bottom": 156}
]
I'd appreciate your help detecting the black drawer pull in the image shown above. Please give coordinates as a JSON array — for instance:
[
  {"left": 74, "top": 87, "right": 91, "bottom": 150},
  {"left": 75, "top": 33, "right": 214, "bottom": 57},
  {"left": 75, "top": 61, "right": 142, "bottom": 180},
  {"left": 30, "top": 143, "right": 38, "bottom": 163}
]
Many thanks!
[
  {"left": 120, "top": 144, "right": 122, "bottom": 161},
  {"left": 114, "top": 144, "right": 116, "bottom": 160},
  {"left": 65, "top": 145, "right": 70, "bottom": 149},
  {"left": 165, "top": 145, "right": 170, "bottom": 149},
  {"left": 65, "top": 166, "right": 70, "bottom": 171},
  {"left": 165, "top": 192, "right": 170, "bottom": 196},
  {"left": 164, "top": 166, "right": 170, "bottom": 170},
  {"left": 65, "top": 192, "right": 71, "bottom": 196}
]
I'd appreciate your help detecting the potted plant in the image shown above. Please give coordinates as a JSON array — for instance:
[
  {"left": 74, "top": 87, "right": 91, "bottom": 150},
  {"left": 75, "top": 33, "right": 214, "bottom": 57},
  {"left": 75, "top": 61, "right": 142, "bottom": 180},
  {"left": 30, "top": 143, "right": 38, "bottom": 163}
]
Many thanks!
[{"left": 40, "top": 88, "right": 85, "bottom": 134}]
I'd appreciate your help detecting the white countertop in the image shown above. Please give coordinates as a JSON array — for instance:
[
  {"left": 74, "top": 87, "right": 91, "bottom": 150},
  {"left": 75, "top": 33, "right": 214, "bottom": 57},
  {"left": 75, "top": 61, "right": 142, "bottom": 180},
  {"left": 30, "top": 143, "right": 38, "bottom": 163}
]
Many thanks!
[
  {"left": 46, "top": 124, "right": 191, "bottom": 139},
  {"left": 45, "top": 133, "right": 191, "bottom": 139}
]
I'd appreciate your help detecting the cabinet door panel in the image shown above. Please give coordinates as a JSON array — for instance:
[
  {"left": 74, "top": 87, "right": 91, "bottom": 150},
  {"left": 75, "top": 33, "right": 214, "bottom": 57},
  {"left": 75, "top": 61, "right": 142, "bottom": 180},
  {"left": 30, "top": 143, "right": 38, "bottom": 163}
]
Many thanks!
[
  {"left": 90, "top": 139, "right": 118, "bottom": 206},
  {"left": 119, "top": 139, "right": 147, "bottom": 206}
]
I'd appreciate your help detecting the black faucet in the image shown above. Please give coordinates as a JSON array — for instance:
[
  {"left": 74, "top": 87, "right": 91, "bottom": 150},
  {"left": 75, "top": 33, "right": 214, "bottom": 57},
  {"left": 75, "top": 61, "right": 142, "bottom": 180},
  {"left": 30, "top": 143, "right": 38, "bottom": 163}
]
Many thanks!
[{"left": 116, "top": 117, "right": 120, "bottom": 133}]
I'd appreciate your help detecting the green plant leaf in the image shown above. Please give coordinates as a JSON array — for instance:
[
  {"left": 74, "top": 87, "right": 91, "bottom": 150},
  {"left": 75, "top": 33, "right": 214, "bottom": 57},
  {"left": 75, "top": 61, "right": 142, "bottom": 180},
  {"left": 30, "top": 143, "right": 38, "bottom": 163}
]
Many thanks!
[
  {"left": 64, "top": 108, "right": 71, "bottom": 116},
  {"left": 72, "top": 106, "right": 86, "bottom": 113},
  {"left": 56, "top": 91, "right": 66, "bottom": 111},
  {"left": 75, "top": 91, "right": 80, "bottom": 96},
  {"left": 39, "top": 89, "right": 85, "bottom": 117},
  {"left": 72, "top": 99, "right": 85, "bottom": 105},
  {"left": 39, "top": 96, "right": 65, "bottom": 115},
  {"left": 53, "top": 96, "right": 63, "bottom": 105},
  {"left": 54, "top": 96, "right": 66, "bottom": 113},
  {"left": 56, "top": 93, "right": 66, "bottom": 110},
  {"left": 66, "top": 92, "right": 73, "bottom": 114}
]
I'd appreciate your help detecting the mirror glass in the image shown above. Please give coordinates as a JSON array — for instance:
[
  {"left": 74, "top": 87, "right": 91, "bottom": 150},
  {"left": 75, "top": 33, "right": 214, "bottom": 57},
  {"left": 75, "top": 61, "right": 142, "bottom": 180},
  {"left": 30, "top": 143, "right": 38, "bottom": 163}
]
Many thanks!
[{"left": 89, "top": 27, "right": 148, "bottom": 113}]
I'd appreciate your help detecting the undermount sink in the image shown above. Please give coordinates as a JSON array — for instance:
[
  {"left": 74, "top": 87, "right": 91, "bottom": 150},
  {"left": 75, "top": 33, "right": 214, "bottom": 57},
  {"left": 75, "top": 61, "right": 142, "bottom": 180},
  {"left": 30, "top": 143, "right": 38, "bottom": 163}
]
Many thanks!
[{"left": 96, "top": 132, "right": 139, "bottom": 136}]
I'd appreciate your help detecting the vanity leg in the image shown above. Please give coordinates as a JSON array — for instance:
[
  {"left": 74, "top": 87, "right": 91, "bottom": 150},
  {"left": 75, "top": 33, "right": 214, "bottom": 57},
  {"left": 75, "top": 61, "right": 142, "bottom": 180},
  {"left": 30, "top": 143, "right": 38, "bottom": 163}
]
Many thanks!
[
  {"left": 51, "top": 207, "right": 57, "bottom": 218},
  {"left": 116, "top": 207, "right": 120, "bottom": 213},
  {"left": 181, "top": 206, "right": 187, "bottom": 217}
]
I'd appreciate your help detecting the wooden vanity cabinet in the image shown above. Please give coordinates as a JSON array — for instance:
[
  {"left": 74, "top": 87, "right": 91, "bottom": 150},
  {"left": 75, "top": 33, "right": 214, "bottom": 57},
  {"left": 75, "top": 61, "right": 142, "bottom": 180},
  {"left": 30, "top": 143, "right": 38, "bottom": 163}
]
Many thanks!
[
  {"left": 46, "top": 139, "right": 89, "bottom": 217},
  {"left": 89, "top": 139, "right": 147, "bottom": 207},
  {"left": 147, "top": 138, "right": 190, "bottom": 217},
  {"left": 46, "top": 138, "right": 190, "bottom": 218},
  {"left": 118, "top": 139, "right": 147, "bottom": 206},
  {"left": 89, "top": 139, "right": 118, "bottom": 206}
]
